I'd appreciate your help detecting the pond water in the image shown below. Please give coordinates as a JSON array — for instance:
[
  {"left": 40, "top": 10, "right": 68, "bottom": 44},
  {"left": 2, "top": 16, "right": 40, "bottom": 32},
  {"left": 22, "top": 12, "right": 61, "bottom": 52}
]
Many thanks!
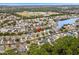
[{"left": 57, "top": 18, "right": 79, "bottom": 28}]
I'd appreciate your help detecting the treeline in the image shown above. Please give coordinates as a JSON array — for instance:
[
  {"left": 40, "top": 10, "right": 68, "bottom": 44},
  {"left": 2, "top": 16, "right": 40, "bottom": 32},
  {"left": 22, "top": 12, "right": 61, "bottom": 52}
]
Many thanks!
[
  {"left": 0, "top": 32, "right": 25, "bottom": 36},
  {"left": 0, "top": 7, "right": 62, "bottom": 13}
]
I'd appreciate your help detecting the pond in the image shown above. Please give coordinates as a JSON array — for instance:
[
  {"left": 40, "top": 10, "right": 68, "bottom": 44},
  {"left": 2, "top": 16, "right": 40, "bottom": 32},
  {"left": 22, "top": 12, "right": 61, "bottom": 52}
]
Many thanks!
[{"left": 57, "top": 18, "right": 79, "bottom": 28}]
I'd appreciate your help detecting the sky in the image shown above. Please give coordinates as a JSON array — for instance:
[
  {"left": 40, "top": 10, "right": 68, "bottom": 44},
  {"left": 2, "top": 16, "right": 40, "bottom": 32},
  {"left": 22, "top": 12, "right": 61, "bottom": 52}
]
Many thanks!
[
  {"left": 0, "top": 3, "right": 79, "bottom": 6},
  {"left": 0, "top": 0, "right": 79, "bottom": 3}
]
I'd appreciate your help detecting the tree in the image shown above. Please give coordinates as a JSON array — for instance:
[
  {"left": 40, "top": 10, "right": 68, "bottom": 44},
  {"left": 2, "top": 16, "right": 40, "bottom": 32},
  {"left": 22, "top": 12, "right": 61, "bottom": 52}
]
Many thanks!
[
  {"left": 41, "top": 43, "right": 53, "bottom": 55},
  {"left": 3, "top": 48, "right": 17, "bottom": 55},
  {"left": 27, "top": 43, "right": 48, "bottom": 55},
  {"left": 52, "top": 36, "right": 79, "bottom": 55}
]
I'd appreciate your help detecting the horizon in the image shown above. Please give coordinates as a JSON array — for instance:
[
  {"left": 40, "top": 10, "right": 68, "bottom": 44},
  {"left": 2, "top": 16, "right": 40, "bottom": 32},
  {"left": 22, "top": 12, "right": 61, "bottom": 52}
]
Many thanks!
[{"left": 0, "top": 3, "right": 79, "bottom": 6}]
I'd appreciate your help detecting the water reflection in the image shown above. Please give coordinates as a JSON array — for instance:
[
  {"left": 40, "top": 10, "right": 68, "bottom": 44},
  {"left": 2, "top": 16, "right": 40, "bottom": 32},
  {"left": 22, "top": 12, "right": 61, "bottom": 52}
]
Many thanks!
[{"left": 57, "top": 18, "right": 79, "bottom": 28}]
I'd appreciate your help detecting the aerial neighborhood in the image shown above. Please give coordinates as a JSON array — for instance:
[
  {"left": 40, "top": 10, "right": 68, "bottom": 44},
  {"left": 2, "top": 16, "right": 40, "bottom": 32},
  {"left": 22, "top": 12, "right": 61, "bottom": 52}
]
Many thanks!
[{"left": 0, "top": 5, "right": 78, "bottom": 55}]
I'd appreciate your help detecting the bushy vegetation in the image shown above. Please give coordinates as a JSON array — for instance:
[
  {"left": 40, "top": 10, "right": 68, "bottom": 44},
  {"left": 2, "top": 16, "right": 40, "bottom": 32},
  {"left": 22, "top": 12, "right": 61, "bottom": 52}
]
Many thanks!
[
  {"left": 27, "top": 36, "right": 79, "bottom": 55},
  {"left": 28, "top": 36, "right": 79, "bottom": 55},
  {"left": 52, "top": 36, "right": 79, "bottom": 55},
  {"left": 0, "top": 32, "right": 24, "bottom": 36}
]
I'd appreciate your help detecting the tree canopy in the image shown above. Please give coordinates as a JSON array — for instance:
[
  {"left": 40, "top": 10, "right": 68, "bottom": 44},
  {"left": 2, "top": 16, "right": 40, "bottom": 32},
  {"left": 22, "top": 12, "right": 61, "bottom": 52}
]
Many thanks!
[{"left": 27, "top": 36, "right": 79, "bottom": 55}]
